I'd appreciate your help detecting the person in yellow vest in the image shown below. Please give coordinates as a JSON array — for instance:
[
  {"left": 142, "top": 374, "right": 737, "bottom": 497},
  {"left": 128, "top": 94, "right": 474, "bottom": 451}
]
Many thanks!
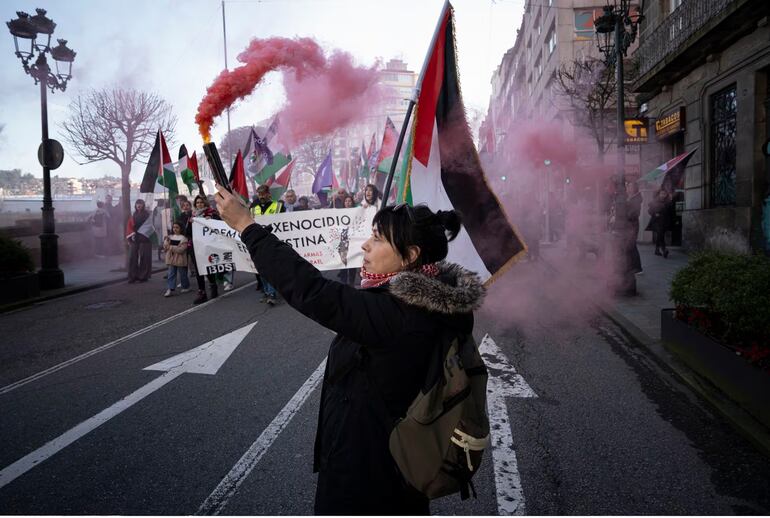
[{"left": 250, "top": 184, "right": 285, "bottom": 305}]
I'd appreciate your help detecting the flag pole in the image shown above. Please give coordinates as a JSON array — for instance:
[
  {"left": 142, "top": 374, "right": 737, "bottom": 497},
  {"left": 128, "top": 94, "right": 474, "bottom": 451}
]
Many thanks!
[{"left": 380, "top": 0, "right": 450, "bottom": 210}]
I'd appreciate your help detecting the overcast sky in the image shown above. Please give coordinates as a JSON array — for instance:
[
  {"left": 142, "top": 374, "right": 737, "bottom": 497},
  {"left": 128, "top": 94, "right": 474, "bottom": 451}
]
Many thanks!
[{"left": 0, "top": 0, "right": 524, "bottom": 182}]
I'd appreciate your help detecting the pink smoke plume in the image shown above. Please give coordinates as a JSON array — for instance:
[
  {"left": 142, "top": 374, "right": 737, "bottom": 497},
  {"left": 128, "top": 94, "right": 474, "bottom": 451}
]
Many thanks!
[
  {"left": 480, "top": 119, "right": 623, "bottom": 331},
  {"left": 195, "top": 37, "right": 381, "bottom": 144}
]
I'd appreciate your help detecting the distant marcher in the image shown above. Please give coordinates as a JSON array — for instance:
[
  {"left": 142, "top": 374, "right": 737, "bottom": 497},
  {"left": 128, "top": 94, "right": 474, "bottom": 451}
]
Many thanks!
[
  {"left": 283, "top": 189, "right": 299, "bottom": 212},
  {"left": 251, "top": 184, "right": 285, "bottom": 304},
  {"left": 163, "top": 221, "right": 190, "bottom": 297},
  {"left": 625, "top": 182, "right": 643, "bottom": 273},
  {"left": 343, "top": 195, "right": 356, "bottom": 208},
  {"left": 329, "top": 188, "right": 349, "bottom": 209},
  {"left": 360, "top": 184, "right": 381, "bottom": 209},
  {"left": 295, "top": 196, "right": 310, "bottom": 211},
  {"left": 126, "top": 199, "right": 154, "bottom": 283},
  {"left": 152, "top": 200, "right": 167, "bottom": 262},
  {"left": 88, "top": 201, "right": 110, "bottom": 257},
  {"left": 646, "top": 189, "right": 674, "bottom": 258}
]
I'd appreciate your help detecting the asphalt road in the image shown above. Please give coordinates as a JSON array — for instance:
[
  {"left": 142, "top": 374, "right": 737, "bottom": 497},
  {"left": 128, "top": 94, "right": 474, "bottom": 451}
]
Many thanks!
[{"left": 0, "top": 265, "right": 768, "bottom": 515}]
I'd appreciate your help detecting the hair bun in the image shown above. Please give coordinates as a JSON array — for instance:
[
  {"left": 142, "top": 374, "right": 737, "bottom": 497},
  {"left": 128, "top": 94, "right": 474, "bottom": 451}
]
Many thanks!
[{"left": 436, "top": 209, "right": 462, "bottom": 242}]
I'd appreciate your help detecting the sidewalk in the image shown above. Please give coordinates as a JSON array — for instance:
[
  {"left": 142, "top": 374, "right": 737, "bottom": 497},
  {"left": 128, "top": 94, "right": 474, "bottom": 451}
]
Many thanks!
[{"left": 1, "top": 253, "right": 166, "bottom": 312}]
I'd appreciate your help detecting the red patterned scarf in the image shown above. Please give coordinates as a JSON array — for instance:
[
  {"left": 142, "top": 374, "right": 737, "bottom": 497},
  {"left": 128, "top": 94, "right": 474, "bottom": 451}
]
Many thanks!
[{"left": 360, "top": 263, "right": 439, "bottom": 289}]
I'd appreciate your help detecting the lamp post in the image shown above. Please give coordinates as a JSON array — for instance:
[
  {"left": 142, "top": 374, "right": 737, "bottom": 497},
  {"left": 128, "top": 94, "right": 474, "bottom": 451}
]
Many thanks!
[
  {"left": 593, "top": 0, "right": 644, "bottom": 296},
  {"left": 7, "top": 9, "right": 76, "bottom": 290}
]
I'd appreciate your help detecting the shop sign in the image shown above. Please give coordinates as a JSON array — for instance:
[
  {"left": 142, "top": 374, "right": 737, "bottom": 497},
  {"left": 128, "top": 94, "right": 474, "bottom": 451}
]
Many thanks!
[
  {"left": 655, "top": 107, "right": 686, "bottom": 140},
  {"left": 624, "top": 118, "right": 649, "bottom": 144}
]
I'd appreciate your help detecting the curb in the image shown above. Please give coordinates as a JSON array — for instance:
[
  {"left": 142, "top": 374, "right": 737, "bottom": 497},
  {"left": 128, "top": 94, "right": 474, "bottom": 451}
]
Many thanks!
[
  {"left": 0, "top": 266, "right": 167, "bottom": 314},
  {"left": 539, "top": 254, "right": 770, "bottom": 458}
]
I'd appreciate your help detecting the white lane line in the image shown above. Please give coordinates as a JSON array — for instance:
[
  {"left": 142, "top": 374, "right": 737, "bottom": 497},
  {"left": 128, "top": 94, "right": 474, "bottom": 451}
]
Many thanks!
[
  {"left": 0, "top": 323, "right": 257, "bottom": 490},
  {"left": 0, "top": 370, "right": 182, "bottom": 489},
  {"left": 481, "top": 334, "right": 536, "bottom": 516},
  {"left": 197, "top": 358, "right": 327, "bottom": 516},
  {"left": 0, "top": 281, "right": 256, "bottom": 396}
]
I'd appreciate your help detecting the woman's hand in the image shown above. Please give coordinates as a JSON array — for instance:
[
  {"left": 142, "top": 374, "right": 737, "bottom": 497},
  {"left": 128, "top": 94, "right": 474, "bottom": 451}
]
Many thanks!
[{"left": 215, "top": 185, "right": 254, "bottom": 233}]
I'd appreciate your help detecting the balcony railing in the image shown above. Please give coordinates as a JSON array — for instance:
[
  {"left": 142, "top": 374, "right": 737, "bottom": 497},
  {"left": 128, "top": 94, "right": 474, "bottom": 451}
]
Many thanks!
[{"left": 635, "top": 0, "right": 735, "bottom": 80}]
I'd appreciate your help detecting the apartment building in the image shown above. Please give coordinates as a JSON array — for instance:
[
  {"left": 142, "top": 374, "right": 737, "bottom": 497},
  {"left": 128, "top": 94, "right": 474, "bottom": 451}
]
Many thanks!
[{"left": 633, "top": 0, "right": 770, "bottom": 252}]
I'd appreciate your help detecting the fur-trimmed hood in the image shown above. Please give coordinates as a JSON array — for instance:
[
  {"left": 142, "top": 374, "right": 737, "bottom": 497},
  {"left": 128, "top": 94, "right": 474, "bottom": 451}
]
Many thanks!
[{"left": 386, "top": 261, "right": 486, "bottom": 314}]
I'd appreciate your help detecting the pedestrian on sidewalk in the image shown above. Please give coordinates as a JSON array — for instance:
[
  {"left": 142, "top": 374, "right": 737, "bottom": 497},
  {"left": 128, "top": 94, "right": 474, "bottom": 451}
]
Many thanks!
[
  {"left": 126, "top": 199, "right": 155, "bottom": 283},
  {"left": 625, "top": 181, "right": 643, "bottom": 274},
  {"left": 216, "top": 185, "right": 486, "bottom": 515},
  {"left": 88, "top": 201, "right": 110, "bottom": 258},
  {"left": 646, "top": 188, "right": 674, "bottom": 258},
  {"left": 190, "top": 195, "right": 220, "bottom": 304},
  {"left": 163, "top": 222, "right": 190, "bottom": 297}
]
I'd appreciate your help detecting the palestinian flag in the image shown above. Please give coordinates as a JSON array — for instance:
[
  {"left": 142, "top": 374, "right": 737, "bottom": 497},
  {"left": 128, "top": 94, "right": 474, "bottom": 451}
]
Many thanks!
[
  {"left": 229, "top": 150, "right": 250, "bottom": 203},
  {"left": 373, "top": 117, "right": 398, "bottom": 191},
  {"left": 140, "top": 130, "right": 180, "bottom": 215},
  {"left": 189, "top": 151, "right": 204, "bottom": 194},
  {"left": 255, "top": 152, "right": 292, "bottom": 185},
  {"left": 178, "top": 145, "right": 197, "bottom": 194},
  {"left": 270, "top": 158, "right": 296, "bottom": 198},
  {"left": 399, "top": 2, "right": 526, "bottom": 284},
  {"left": 158, "top": 131, "right": 180, "bottom": 217},
  {"left": 638, "top": 148, "right": 696, "bottom": 194}
]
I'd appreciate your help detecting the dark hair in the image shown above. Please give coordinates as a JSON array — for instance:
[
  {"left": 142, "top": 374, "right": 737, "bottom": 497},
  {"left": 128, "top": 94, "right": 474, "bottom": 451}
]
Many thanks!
[
  {"left": 364, "top": 184, "right": 381, "bottom": 203},
  {"left": 194, "top": 195, "right": 209, "bottom": 207},
  {"left": 96, "top": 201, "right": 104, "bottom": 208},
  {"left": 372, "top": 204, "right": 462, "bottom": 268}
]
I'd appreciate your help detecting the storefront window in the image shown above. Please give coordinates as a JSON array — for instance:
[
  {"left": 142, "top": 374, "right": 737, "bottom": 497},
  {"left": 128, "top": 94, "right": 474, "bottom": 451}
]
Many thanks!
[{"left": 710, "top": 86, "right": 737, "bottom": 206}]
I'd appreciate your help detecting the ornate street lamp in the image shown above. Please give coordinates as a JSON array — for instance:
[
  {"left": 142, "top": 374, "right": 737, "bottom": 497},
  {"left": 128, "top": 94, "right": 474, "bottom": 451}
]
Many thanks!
[
  {"left": 7, "top": 8, "right": 76, "bottom": 290},
  {"left": 593, "top": 0, "right": 645, "bottom": 296}
]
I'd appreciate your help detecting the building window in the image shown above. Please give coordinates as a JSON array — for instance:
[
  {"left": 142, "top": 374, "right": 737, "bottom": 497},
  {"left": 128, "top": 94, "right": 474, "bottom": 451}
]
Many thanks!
[
  {"left": 574, "top": 9, "right": 601, "bottom": 41},
  {"left": 547, "top": 26, "right": 557, "bottom": 55},
  {"left": 710, "top": 86, "right": 737, "bottom": 206}
]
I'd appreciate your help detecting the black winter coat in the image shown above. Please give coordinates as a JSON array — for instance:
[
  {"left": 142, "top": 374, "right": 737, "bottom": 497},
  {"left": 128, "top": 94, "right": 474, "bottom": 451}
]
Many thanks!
[
  {"left": 240, "top": 223, "right": 486, "bottom": 515},
  {"left": 646, "top": 198, "right": 674, "bottom": 233}
]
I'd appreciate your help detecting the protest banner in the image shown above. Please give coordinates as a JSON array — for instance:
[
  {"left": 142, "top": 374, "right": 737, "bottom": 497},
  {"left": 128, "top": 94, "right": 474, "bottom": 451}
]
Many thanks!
[{"left": 192, "top": 206, "right": 377, "bottom": 275}]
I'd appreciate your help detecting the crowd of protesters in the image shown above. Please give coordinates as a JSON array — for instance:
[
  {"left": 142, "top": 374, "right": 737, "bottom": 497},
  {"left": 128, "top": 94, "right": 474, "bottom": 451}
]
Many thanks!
[{"left": 91, "top": 183, "right": 384, "bottom": 306}]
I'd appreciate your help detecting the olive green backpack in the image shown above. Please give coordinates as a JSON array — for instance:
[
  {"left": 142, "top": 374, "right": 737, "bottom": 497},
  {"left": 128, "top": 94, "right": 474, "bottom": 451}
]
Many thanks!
[{"left": 386, "top": 333, "right": 490, "bottom": 500}]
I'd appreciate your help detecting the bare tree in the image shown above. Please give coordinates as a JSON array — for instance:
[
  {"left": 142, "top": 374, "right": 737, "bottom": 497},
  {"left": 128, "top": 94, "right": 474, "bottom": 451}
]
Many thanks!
[
  {"left": 294, "top": 136, "right": 332, "bottom": 178},
  {"left": 60, "top": 88, "right": 176, "bottom": 226},
  {"left": 555, "top": 58, "right": 617, "bottom": 157}
]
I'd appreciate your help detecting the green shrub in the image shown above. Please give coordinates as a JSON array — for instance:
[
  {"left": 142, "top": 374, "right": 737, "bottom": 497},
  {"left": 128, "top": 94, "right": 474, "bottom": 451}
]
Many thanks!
[
  {"left": 670, "top": 251, "right": 770, "bottom": 369},
  {"left": 0, "top": 234, "right": 35, "bottom": 278}
]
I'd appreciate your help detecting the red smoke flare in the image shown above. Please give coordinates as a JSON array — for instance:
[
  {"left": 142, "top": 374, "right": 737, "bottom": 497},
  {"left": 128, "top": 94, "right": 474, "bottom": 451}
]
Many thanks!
[{"left": 195, "top": 37, "right": 381, "bottom": 144}]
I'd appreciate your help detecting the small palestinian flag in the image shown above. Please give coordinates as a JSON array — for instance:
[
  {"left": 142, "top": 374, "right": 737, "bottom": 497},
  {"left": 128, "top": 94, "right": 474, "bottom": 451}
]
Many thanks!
[
  {"left": 178, "top": 145, "right": 197, "bottom": 194},
  {"left": 229, "top": 150, "right": 250, "bottom": 203},
  {"left": 398, "top": 2, "right": 526, "bottom": 284}
]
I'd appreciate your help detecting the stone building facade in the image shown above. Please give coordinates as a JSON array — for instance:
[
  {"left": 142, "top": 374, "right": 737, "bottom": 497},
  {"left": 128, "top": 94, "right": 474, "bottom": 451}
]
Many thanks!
[{"left": 633, "top": 0, "right": 770, "bottom": 252}]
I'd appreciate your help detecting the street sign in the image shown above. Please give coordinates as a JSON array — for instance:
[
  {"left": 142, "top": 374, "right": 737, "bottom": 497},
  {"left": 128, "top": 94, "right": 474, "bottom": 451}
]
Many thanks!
[{"left": 37, "top": 138, "right": 64, "bottom": 169}]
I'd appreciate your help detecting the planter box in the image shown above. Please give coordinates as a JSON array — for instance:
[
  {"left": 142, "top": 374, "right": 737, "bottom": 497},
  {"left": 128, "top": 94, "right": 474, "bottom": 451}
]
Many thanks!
[
  {"left": 0, "top": 272, "right": 40, "bottom": 305},
  {"left": 661, "top": 308, "right": 770, "bottom": 430}
]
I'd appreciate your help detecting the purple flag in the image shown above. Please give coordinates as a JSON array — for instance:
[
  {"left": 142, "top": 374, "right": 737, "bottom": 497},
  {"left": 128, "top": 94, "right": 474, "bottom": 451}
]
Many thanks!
[{"left": 312, "top": 151, "right": 333, "bottom": 194}]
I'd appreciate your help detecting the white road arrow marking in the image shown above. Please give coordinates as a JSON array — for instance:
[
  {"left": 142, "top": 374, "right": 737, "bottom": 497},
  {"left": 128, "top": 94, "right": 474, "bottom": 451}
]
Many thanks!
[
  {"left": 0, "top": 322, "right": 257, "bottom": 490},
  {"left": 481, "top": 334, "right": 537, "bottom": 516}
]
